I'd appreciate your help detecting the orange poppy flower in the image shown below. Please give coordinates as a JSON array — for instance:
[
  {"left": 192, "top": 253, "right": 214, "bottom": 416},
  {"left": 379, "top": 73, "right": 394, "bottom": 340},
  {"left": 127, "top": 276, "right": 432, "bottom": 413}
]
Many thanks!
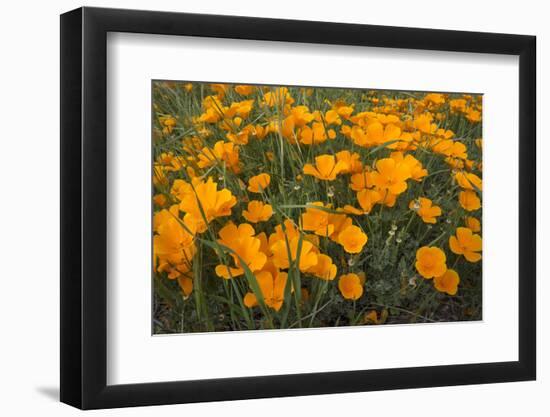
[
  {"left": 449, "top": 227, "right": 482, "bottom": 262},
  {"left": 433, "top": 269, "right": 460, "bottom": 295},
  {"left": 178, "top": 178, "right": 237, "bottom": 233},
  {"left": 459, "top": 190, "right": 481, "bottom": 211},
  {"left": 214, "top": 223, "right": 267, "bottom": 279},
  {"left": 301, "top": 202, "right": 334, "bottom": 237},
  {"left": 338, "top": 273, "right": 364, "bottom": 300},
  {"left": 371, "top": 157, "right": 412, "bottom": 195},
  {"left": 357, "top": 189, "right": 382, "bottom": 214},
  {"left": 338, "top": 225, "right": 368, "bottom": 254},
  {"left": 307, "top": 254, "right": 337, "bottom": 280},
  {"left": 455, "top": 171, "right": 482, "bottom": 190},
  {"left": 197, "top": 140, "right": 241, "bottom": 174},
  {"left": 271, "top": 236, "right": 319, "bottom": 271},
  {"left": 247, "top": 173, "right": 271, "bottom": 193},
  {"left": 336, "top": 150, "right": 363, "bottom": 174},
  {"left": 243, "top": 270, "right": 288, "bottom": 311},
  {"left": 465, "top": 216, "right": 481, "bottom": 232},
  {"left": 415, "top": 246, "right": 447, "bottom": 279},
  {"left": 242, "top": 200, "right": 273, "bottom": 223},
  {"left": 303, "top": 155, "right": 347, "bottom": 181},
  {"left": 234, "top": 85, "right": 254, "bottom": 95},
  {"left": 409, "top": 197, "right": 442, "bottom": 224}
]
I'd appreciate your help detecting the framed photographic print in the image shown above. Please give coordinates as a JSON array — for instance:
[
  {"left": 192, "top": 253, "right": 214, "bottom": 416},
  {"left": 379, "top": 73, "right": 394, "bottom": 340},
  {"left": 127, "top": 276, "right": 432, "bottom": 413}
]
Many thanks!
[{"left": 60, "top": 6, "right": 536, "bottom": 410}]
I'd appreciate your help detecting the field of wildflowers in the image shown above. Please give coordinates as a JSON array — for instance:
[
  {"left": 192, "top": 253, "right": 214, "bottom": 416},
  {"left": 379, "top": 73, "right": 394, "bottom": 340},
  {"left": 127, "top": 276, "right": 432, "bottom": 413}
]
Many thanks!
[{"left": 152, "top": 81, "right": 482, "bottom": 333}]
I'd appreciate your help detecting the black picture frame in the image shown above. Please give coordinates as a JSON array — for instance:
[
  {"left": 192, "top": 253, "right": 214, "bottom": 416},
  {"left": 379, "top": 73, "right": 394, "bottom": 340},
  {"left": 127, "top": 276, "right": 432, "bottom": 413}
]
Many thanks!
[{"left": 60, "top": 6, "right": 536, "bottom": 410}]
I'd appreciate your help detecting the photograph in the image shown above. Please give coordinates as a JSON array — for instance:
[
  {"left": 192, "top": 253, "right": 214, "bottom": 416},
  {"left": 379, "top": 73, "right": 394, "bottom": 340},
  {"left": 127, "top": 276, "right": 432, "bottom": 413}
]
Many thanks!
[{"left": 152, "top": 81, "right": 483, "bottom": 334}]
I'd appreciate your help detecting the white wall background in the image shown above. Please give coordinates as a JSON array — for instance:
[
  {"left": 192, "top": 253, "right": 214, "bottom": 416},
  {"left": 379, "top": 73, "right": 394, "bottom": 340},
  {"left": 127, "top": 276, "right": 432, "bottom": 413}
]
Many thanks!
[{"left": 0, "top": 0, "right": 545, "bottom": 415}]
